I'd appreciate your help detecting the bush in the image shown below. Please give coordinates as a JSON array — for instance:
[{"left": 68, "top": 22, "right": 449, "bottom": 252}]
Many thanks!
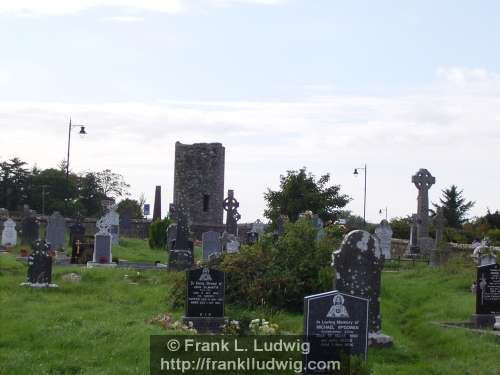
[
  {"left": 486, "top": 228, "right": 500, "bottom": 245},
  {"left": 390, "top": 217, "right": 411, "bottom": 240},
  {"left": 148, "top": 218, "right": 172, "bottom": 249},
  {"left": 221, "top": 218, "right": 336, "bottom": 312}
]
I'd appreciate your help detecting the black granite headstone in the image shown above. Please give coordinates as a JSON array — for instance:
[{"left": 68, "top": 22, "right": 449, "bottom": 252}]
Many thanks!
[
  {"left": 186, "top": 268, "right": 225, "bottom": 318},
  {"left": 304, "top": 290, "right": 369, "bottom": 371},
  {"left": 69, "top": 221, "right": 85, "bottom": 246},
  {"left": 27, "top": 240, "right": 53, "bottom": 284},
  {"left": 476, "top": 263, "right": 500, "bottom": 315}
]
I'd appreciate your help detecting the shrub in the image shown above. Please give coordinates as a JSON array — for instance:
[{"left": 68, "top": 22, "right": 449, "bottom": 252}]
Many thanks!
[
  {"left": 148, "top": 218, "right": 172, "bottom": 249},
  {"left": 486, "top": 228, "right": 500, "bottom": 245},
  {"left": 221, "top": 218, "right": 336, "bottom": 312}
]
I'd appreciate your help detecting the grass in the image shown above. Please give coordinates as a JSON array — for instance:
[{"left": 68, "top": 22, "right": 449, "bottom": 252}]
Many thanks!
[{"left": 0, "top": 241, "right": 499, "bottom": 374}]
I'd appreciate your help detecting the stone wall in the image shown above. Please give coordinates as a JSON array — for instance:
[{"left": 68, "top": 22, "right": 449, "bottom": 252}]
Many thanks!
[{"left": 173, "top": 142, "right": 225, "bottom": 235}]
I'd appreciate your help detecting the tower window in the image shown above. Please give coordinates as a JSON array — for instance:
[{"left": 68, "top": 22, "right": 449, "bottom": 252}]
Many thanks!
[{"left": 203, "top": 194, "right": 210, "bottom": 212}]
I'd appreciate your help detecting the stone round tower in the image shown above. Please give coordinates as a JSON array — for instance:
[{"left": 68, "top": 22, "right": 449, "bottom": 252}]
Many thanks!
[{"left": 173, "top": 142, "right": 225, "bottom": 237}]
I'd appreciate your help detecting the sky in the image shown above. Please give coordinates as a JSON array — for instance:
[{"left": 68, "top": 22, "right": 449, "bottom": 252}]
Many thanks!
[{"left": 0, "top": 0, "right": 499, "bottom": 223}]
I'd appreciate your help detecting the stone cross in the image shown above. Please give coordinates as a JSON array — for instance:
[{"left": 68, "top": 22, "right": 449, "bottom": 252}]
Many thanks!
[
  {"left": 332, "top": 230, "right": 384, "bottom": 333},
  {"left": 375, "top": 219, "right": 393, "bottom": 260},
  {"left": 412, "top": 168, "right": 435, "bottom": 239},
  {"left": 433, "top": 207, "right": 447, "bottom": 247},
  {"left": 223, "top": 190, "right": 241, "bottom": 235}
]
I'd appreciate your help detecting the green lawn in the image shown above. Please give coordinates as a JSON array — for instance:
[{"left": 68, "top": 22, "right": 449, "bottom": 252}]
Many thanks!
[{"left": 0, "top": 241, "right": 499, "bottom": 375}]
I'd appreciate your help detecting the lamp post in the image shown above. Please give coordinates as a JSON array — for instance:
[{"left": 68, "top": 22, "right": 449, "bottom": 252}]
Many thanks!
[
  {"left": 66, "top": 118, "right": 87, "bottom": 207},
  {"left": 353, "top": 164, "right": 367, "bottom": 226},
  {"left": 379, "top": 207, "right": 388, "bottom": 220}
]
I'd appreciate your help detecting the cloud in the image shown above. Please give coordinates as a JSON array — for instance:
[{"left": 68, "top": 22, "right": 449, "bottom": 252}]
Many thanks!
[
  {"left": 103, "top": 15, "right": 145, "bottom": 22},
  {"left": 436, "top": 66, "right": 500, "bottom": 88},
  {"left": 0, "top": 0, "right": 286, "bottom": 16},
  {"left": 0, "top": 66, "right": 498, "bottom": 222}
]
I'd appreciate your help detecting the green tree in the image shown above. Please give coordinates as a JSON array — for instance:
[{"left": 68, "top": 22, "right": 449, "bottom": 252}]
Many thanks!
[
  {"left": 95, "top": 169, "right": 131, "bottom": 199},
  {"left": 482, "top": 209, "right": 500, "bottom": 229},
  {"left": 264, "top": 167, "right": 351, "bottom": 225},
  {"left": 433, "top": 185, "right": 475, "bottom": 228},
  {"left": 117, "top": 198, "right": 143, "bottom": 219},
  {"left": 78, "top": 172, "right": 106, "bottom": 217},
  {"left": 0, "top": 158, "right": 31, "bottom": 211}
]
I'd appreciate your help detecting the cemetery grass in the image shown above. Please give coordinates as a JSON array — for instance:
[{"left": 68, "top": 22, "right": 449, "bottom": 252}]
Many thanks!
[{"left": 1, "top": 251, "right": 499, "bottom": 375}]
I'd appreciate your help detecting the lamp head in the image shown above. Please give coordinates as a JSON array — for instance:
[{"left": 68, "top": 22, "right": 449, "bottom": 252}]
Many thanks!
[
  {"left": 353, "top": 168, "right": 359, "bottom": 176},
  {"left": 79, "top": 126, "right": 87, "bottom": 135}
]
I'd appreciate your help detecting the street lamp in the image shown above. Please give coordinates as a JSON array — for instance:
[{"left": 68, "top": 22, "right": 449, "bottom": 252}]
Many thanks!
[
  {"left": 66, "top": 118, "right": 87, "bottom": 209},
  {"left": 379, "top": 207, "right": 388, "bottom": 220},
  {"left": 353, "top": 164, "right": 367, "bottom": 226}
]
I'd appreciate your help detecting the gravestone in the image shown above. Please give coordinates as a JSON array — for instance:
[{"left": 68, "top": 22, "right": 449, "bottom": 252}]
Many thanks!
[
  {"left": 374, "top": 220, "right": 393, "bottom": 260},
  {"left": 412, "top": 168, "right": 435, "bottom": 255},
  {"left": 109, "top": 210, "right": 120, "bottom": 246},
  {"left": 226, "top": 239, "right": 240, "bottom": 253},
  {"left": 473, "top": 245, "right": 497, "bottom": 267},
  {"left": 472, "top": 263, "right": 500, "bottom": 328},
  {"left": 1, "top": 218, "right": 17, "bottom": 247},
  {"left": 88, "top": 208, "right": 116, "bottom": 267},
  {"left": 202, "top": 231, "right": 220, "bottom": 261},
  {"left": 332, "top": 230, "right": 392, "bottom": 346},
  {"left": 69, "top": 221, "right": 86, "bottom": 246},
  {"left": 304, "top": 290, "right": 369, "bottom": 368},
  {"left": 433, "top": 207, "right": 447, "bottom": 247},
  {"left": 183, "top": 267, "right": 227, "bottom": 332},
  {"left": 223, "top": 190, "right": 241, "bottom": 235},
  {"left": 407, "top": 214, "right": 419, "bottom": 255},
  {"left": 166, "top": 224, "right": 177, "bottom": 250},
  {"left": 22, "top": 240, "right": 57, "bottom": 287},
  {"left": 153, "top": 185, "right": 162, "bottom": 221},
  {"left": 246, "top": 231, "right": 259, "bottom": 245},
  {"left": 251, "top": 219, "right": 266, "bottom": 237},
  {"left": 21, "top": 216, "right": 39, "bottom": 245},
  {"left": 46, "top": 212, "right": 66, "bottom": 251},
  {"left": 312, "top": 214, "right": 326, "bottom": 242},
  {"left": 169, "top": 204, "right": 193, "bottom": 271}
]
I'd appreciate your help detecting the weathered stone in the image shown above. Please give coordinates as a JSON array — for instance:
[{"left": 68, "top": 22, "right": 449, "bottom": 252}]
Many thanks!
[
  {"left": 21, "top": 216, "right": 39, "bottom": 245},
  {"left": 332, "top": 230, "right": 385, "bottom": 334},
  {"left": 223, "top": 189, "right": 240, "bottom": 235},
  {"left": 173, "top": 142, "right": 225, "bottom": 236},
  {"left": 433, "top": 207, "right": 447, "bottom": 247},
  {"left": 166, "top": 223, "right": 177, "bottom": 250},
  {"left": 153, "top": 185, "right": 162, "bottom": 221},
  {"left": 46, "top": 212, "right": 66, "bottom": 251},
  {"left": 374, "top": 220, "right": 393, "bottom": 260},
  {"left": 1, "top": 218, "right": 17, "bottom": 247},
  {"left": 202, "top": 231, "right": 220, "bottom": 261}
]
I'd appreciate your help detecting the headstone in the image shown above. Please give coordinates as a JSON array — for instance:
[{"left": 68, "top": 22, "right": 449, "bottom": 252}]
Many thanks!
[
  {"left": 202, "top": 231, "right": 220, "bottom": 261},
  {"left": 412, "top": 168, "right": 435, "bottom": 255},
  {"left": 304, "top": 290, "right": 369, "bottom": 368},
  {"left": 97, "top": 205, "right": 119, "bottom": 246},
  {"left": 226, "top": 239, "right": 240, "bottom": 253},
  {"left": 407, "top": 214, "right": 419, "bottom": 254},
  {"left": 433, "top": 207, "right": 447, "bottom": 247},
  {"left": 169, "top": 204, "right": 193, "bottom": 271},
  {"left": 69, "top": 221, "right": 86, "bottom": 246},
  {"left": 46, "top": 212, "right": 66, "bottom": 251},
  {"left": 332, "top": 230, "right": 393, "bottom": 346},
  {"left": 22, "top": 240, "right": 57, "bottom": 287},
  {"left": 88, "top": 208, "right": 115, "bottom": 266},
  {"left": 223, "top": 189, "right": 241, "bottom": 235},
  {"left": 21, "top": 215, "right": 39, "bottom": 245},
  {"left": 183, "top": 267, "right": 227, "bottom": 332},
  {"left": 251, "top": 219, "right": 266, "bottom": 237},
  {"left": 312, "top": 214, "right": 326, "bottom": 241},
  {"left": 1, "top": 218, "right": 17, "bottom": 247},
  {"left": 153, "top": 185, "right": 162, "bottom": 221},
  {"left": 374, "top": 220, "right": 393, "bottom": 260},
  {"left": 472, "top": 263, "right": 500, "bottom": 328},
  {"left": 166, "top": 224, "right": 177, "bottom": 250},
  {"left": 246, "top": 231, "right": 259, "bottom": 245}
]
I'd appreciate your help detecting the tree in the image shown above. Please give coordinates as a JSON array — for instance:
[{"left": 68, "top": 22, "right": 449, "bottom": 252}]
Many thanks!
[
  {"left": 78, "top": 172, "right": 106, "bottom": 217},
  {"left": 264, "top": 167, "right": 351, "bottom": 225},
  {"left": 94, "top": 169, "right": 130, "bottom": 199},
  {"left": 0, "top": 158, "right": 30, "bottom": 210},
  {"left": 117, "top": 198, "right": 143, "bottom": 219},
  {"left": 433, "top": 185, "right": 475, "bottom": 228}
]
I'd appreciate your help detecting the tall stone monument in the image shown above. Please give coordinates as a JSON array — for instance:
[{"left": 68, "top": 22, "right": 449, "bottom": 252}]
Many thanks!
[
  {"left": 169, "top": 203, "right": 194, "bottom": 271},
  {"left": 223, "top": 189, "right": 241, "bottom": 236},
  {"left": 173, "top": 142, "right": 225, "bottom": 237},
  {"left": 153, "top": 185, "right": 162, "bottom": 221},
  {"left": 412, "top": 168, "right": 435, "bottom": 255},
  {"left": 375, "top": 219, "right": 393, "bottom": 260},
  {"left": 332, "top": 230, "right": 393, "bottom": 347}
]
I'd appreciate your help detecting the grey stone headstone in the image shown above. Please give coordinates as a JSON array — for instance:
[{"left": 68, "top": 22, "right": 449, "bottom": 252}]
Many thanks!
[
  {"left": 374, "top": 220, "right": 393, "bottom": 260},
  {"left": 46, "top": 212, "right": 66, "bottom": 251},
  {"left": 433, "top": 207, "right": 447, "bottom": 247},
  {"left": 168, "top": 250, "right": 193, "bottom": 271},
  {"left": 202, "top": 231, "right": 220, "bottom": 260},
  {"left": 251, "top": 219, "right": 266, "bottom": 236},
  {"left": 21, "top": 216, "right": 39, "bottom": 245},
  {"left": 226, "top": 239, "right": 240, "bottom": 253},
  {"left": 332, "top": 230, "right": 384, "bottom": 333},
  {"left": 173, "top": 205, "right": 190, "bottom": 251},
  {"left": 93, "top": 233, "right": 112, "bottom": 263},
  {"left": 119, "top": 210, "right": 134, "bottom": 237},
  {"left": 1, "top": 218, "right": 17, "bottom": 247},
  {"left": 27, "top": 240, "right": 53, "bottom": 284},
  {"left": 166, "top": 224, "right": 177, "bottom": 250}
]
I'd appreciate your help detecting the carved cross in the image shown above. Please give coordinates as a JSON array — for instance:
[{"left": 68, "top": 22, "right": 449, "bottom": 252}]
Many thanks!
[{"left": 412, "top": 169, "right": 435, "bottom": 192}]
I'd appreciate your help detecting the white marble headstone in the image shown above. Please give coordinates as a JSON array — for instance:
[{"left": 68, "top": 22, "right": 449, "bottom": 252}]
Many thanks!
[
  {"left": 375, "top": 220, "right": 393, "bottom": 260},
  {"left": 1, "top": 218, "right": 17, "bottom": 247}
]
